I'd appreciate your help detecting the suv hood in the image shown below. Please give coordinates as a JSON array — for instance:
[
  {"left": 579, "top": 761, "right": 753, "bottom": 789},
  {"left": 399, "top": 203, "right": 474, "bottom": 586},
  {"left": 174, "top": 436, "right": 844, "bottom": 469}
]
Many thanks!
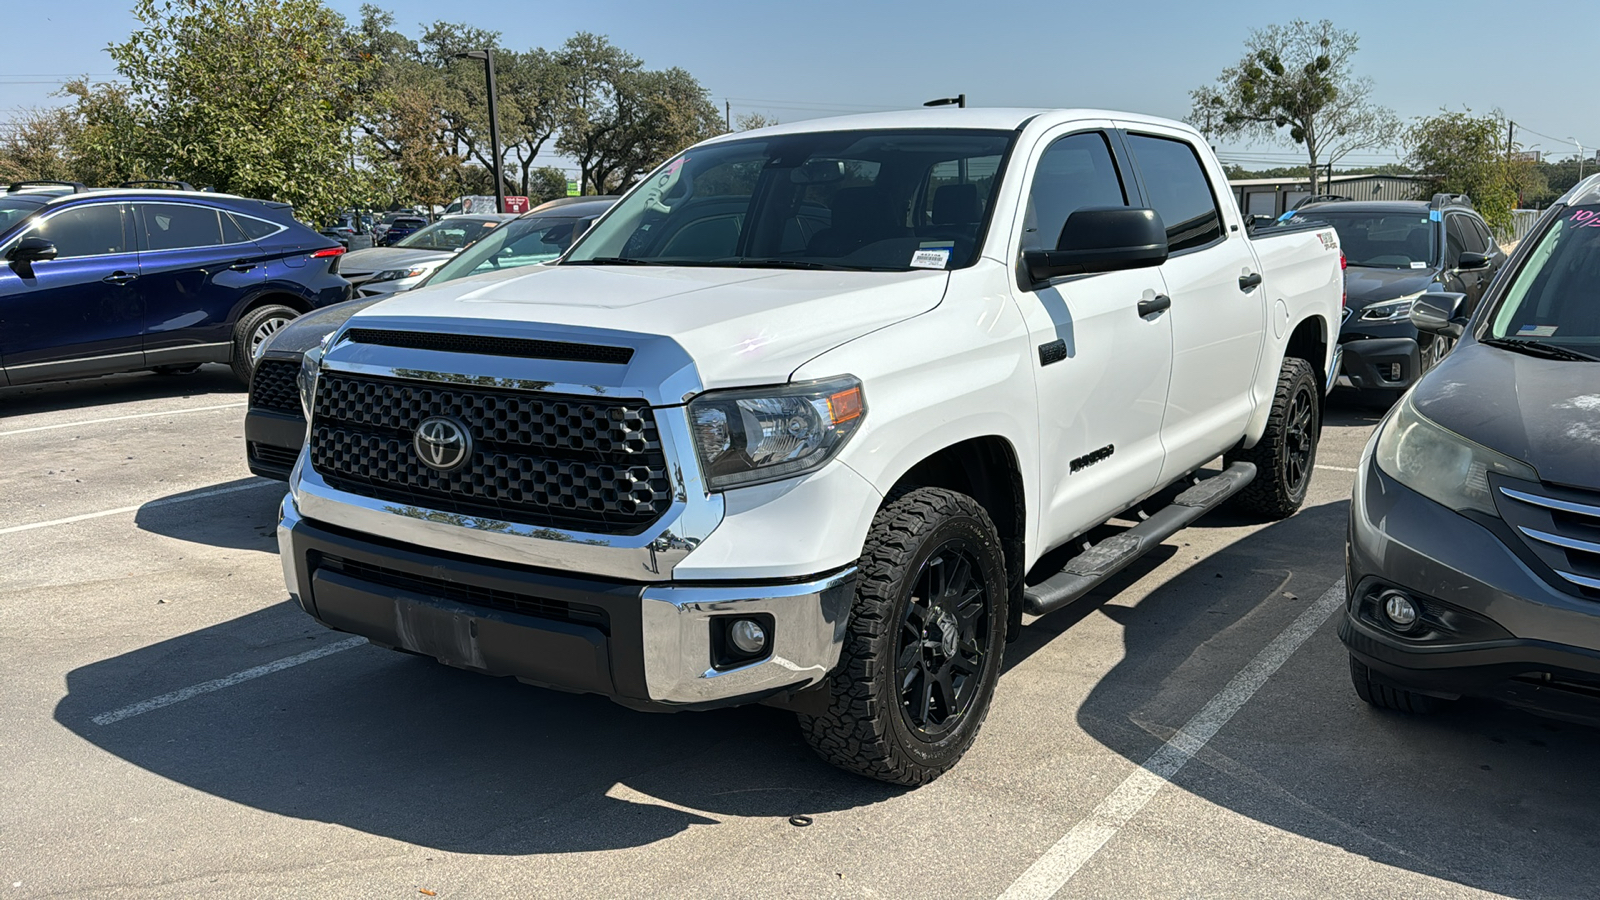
[
  {"left": 1344, "top": 266, "right": 1437, "bottom": 311},
  {"left": 1412, "top": 341, "right": 1600, "bottom": 488},
  {"left": 339, "top": 246, "right": 452, "bottom": 274},
  {"left": 343, "top": 264, "right": 950, "bottom": 393}
]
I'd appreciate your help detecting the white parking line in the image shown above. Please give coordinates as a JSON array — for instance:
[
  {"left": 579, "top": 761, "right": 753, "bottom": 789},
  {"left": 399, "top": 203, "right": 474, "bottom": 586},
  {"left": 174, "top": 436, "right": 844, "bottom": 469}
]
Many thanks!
[
  {"left": 997, "top": 579, "right": 1346, "bottom": 900},
  {"left": 0, "top": 402, "right": 247, "bottom": 437},
  {"left": 1315, "top": 464, "right": 1359, "bottom": 473},
  {"left": 92, "top": 636, "right": 368, "bottom": 725},
  {"left": 0, "top": 480, "right": 280, "bottom": 536}
]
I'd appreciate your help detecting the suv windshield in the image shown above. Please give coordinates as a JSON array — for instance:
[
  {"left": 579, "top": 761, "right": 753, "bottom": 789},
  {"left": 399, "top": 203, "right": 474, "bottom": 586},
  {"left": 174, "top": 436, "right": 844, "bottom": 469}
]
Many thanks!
[
  {"left": 426, "top": 215, "right": 586, "bottom": 285},
  {"left": 1298, "top": 210, "right": 1437, "bottom": 268},
  {"left": 0, "top": 197, "right": 45, "bottom": 233},
  {"left": 395, "top": 217, "right": 502, "bottom": 251},
  {"left": 565, "top": 128, "right": 1014, "bottom": 272},
  {"left": 1485, "top": 205, "right": 1600, "bottom": 356}
]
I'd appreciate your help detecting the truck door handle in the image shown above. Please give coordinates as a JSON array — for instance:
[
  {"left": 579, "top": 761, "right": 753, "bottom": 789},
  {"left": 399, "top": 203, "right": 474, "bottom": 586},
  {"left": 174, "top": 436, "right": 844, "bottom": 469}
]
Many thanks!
[
  {"left": 102, "top": 271, "right": 137, "bottom": 285},
  {"left": 1137, "top": 294, "right": 1171, "bottom": 317},
  {"left": 1238, "top": 272, "right": 1262, "bottom": 291},
  {"left": 229, "top": 260, "right": 257, "bottom": 272}
]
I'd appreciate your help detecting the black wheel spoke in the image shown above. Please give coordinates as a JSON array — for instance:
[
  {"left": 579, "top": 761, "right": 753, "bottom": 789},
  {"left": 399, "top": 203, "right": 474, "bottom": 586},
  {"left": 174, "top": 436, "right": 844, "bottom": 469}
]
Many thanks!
[{"left": 892, "top": 537, "right": 994, "bottom": 736}]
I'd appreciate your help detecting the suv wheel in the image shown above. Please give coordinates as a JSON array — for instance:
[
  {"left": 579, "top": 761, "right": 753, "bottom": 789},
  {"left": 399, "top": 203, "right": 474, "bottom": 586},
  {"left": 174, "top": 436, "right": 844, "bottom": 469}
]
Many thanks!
[
  {"left": 798, "top": 488, "right": 1008, "bottom": 786},
  {"left": 231, "top": 304, "right": 297, "bottom": 384},
  {"left": 1227, "top": 357, "right": 1320, "bottom": 520}
]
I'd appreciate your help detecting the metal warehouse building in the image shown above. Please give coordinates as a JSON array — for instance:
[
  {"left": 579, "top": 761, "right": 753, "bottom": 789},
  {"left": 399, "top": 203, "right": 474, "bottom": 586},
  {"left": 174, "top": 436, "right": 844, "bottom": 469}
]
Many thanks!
[{"left": 1230, "top": 174, "right": 1431, "bottom": 219}]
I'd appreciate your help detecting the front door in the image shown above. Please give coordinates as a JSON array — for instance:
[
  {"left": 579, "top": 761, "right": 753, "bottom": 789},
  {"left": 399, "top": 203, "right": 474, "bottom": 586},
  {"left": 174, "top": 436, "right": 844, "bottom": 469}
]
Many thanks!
[
  {"left": 1006, "top": 127, "right": 1173, "bottom": 551},
  {"left": 0, "top": 201, "right": 143, "bottom": 383},
  {"left": 1120, "top": 128, "right": 1265, "bottom": 482},
  {"left": 134, "top": 202, "right": 266, "bottom": 364}
]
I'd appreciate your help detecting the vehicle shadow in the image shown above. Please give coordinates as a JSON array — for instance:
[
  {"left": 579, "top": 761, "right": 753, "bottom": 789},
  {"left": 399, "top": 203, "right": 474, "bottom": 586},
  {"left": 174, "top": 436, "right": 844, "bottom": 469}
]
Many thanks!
[
  {"left": 0, "top": 365, "right": 243, "bottom": 417},
  {"left": 1022, "top": 497, "right": 1600, "bottom": 898},
  {"left": 54, "top": 599, "right": 901, "bottom": 856},
  {"left": 133, "top": 478, "right": 286, "bottom": 553}
]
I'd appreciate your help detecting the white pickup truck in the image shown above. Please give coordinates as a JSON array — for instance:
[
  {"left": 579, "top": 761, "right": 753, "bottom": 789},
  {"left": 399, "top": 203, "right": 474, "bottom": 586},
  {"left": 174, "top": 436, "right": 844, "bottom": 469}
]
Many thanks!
[{"left": 279, "top": 109, "right": 1343, "bottom": 785}]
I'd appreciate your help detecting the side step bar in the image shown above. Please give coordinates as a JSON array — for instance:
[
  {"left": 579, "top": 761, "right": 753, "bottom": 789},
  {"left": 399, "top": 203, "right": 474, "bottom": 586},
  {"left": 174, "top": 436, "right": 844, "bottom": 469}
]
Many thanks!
[{"left": 1022, "top": 461, "right": 1257, "bottom": 617}]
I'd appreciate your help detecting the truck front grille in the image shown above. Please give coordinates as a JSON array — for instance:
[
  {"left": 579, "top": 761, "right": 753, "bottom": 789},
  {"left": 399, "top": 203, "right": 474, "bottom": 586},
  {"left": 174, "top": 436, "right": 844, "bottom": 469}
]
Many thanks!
[
  {"left": 1494, "top": 480, "right": 1600, "bottom": 599},
  {"left": 249, "top": 359, "right": 302, "bottom": 414},
  {"left": 309, "top": 372, "right": 672, "bottom": 535}
]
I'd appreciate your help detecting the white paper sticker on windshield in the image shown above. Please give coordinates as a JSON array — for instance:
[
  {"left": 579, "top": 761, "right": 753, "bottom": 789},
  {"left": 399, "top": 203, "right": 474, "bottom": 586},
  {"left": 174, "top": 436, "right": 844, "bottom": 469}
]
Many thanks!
[
  {"left": 1519, "top": 324, "right": 1558, "bottom": 337},
  {"left": 911, "top": 247, "right": 952, "bottom": 269},
  {"left": 1410, "top": 261, "right": 1427, "bottom": 268}
]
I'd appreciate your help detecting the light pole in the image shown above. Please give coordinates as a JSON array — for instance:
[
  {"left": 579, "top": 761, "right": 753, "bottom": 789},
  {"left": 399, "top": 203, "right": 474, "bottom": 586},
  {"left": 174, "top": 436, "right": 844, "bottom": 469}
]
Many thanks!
[
  {"left": 1570, "top": 138, "right": 1586, "bottom": 182},
  {"left": 457, "top": 49, "right": 505, "bottom": 214}
]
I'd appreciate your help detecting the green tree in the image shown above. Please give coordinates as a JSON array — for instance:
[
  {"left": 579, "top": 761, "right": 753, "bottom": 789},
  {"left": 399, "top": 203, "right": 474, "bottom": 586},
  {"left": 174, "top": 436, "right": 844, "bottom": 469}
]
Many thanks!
[
  {"left": 526, "top": 165, "right": 570, "bottom": 203},
  {"left": 1407, "top": 109, "right": 1532, "bottom": 230},
  {"left": 110, "top": 0, "right": 371, "bottom": 221},
  {"left": 1191, "top": 19, "right": 1398, "bottom": 195}
]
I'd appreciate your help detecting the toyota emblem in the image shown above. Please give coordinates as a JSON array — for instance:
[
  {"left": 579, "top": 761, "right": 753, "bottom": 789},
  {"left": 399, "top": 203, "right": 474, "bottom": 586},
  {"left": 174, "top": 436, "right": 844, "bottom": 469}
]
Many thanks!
[{"left": 413, "top": 416, "right": 472, "bottom": 472}]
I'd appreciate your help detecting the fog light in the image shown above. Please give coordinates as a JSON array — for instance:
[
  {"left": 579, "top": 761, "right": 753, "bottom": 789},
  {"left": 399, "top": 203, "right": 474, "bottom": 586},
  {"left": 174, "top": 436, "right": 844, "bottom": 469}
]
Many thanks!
[
  {"left": 728, "top": 618, "right": 767, "bottom": 655},
  {"left": 1381, "top": 590, "right": 1419, "bottom": 630}
]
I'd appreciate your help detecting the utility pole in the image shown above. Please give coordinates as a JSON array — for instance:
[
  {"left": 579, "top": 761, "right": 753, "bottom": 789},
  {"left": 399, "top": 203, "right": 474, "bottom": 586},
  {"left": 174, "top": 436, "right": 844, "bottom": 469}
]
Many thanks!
[
  {"left": 455, "top": 49, "right": 505, "bottom": 214},
  {"left": 725, "top": 100, "right": 731, "bottom": 131},
  {"left": 1571, "top": 137, "right": 1586, "bottom": 182}
]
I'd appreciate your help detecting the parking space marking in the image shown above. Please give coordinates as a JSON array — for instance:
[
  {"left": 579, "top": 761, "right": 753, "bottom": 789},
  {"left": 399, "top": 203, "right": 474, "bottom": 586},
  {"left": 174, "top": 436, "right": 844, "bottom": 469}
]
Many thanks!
[
  {"left": 0, "top": 402, "right": 247, "bottom": 438},
  {"left": 0, "top": 480, "right": 280, "bottom": 536},
  {"left": 1315, "top": 464, "right": 1359, "bottom": 473},
  {"left": 997, "top": 579, "right": 1346, "bottom": 900},
  {"left": 92, "top": 636, "right": 368, "bottom": 725}
]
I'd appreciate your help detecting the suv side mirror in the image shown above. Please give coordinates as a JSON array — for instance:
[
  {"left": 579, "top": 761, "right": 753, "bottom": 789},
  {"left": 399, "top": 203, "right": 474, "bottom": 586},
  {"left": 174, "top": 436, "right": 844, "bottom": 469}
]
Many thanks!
[
  {"left": 1410, "top": 291, "right": 1468, "bottom": 338},
  {"left": 1023, "top": 207, "right": 1168, "bottom": 284},
  {"left": 7, "top": 236, "right": 58, "bottom": 264},
  {"left": 1457, "top": 251, "right": 1491, "bottom": 271}
]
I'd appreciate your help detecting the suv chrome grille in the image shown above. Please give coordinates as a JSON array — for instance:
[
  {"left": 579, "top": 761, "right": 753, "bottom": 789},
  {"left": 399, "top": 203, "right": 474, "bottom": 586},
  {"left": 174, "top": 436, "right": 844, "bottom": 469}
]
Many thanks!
[
  {"left": 249, "top": 359, "right": 302, "bottom": 414},
  {"left": 309, "top": 372, "right": 672, "bottom": 535},
  {"left": 1495, "top": 481, "right": 1600, "bottom": 598}
]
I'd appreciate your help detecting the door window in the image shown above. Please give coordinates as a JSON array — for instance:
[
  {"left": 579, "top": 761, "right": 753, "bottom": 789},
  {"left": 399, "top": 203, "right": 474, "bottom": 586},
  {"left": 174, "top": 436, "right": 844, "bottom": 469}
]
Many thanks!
[
  {"left": 1021, "top": 132, "right": 1128, "bottom": 252},
  {"left": 140, "top": 203, "right": 234, "bottom": 251},
  {"left": 1126, "top": 134, "right": 1224, "bottom": 252},
  {"left": 24, "top": 203, "right": 131, "bottom": 258},
  {"left": 1467, "top": 217, "right": 1496, "bottom": 255},
  {"left": 1445, "top": 215, "right": 1467, "bottom": 266}
]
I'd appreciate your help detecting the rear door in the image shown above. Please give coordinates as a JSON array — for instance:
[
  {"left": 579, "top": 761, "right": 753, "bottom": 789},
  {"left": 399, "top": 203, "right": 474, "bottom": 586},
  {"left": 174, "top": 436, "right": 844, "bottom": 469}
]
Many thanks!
[
  {"left": 1005, "top": 124, "right": 1174, "bottom": 548},
  {"left": 133, "top": 201, "right": 266, "bottom": 364},
  {"left": 1119, "top": 126, "right": 1265, "bottom": 483},
  {"left": 0, "top": 201, "right": 143, "bottom": 381}
]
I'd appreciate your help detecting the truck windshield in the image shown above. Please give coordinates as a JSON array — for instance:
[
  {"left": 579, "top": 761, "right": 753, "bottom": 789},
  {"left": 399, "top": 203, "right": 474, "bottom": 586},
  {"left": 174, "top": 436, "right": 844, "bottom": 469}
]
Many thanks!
[
  {"left": 425, "top": 215, "right": 584, "bottom": 286},
  {"left": 1485, "top": 205, "right": 1600, "bottom": 357},
  {"left": 564, "top": 128, "right": 1014, "bottom": 272},
  {"left": 395, "top": 218, "right": 500, "bottom": 251},
  {"left": 1296, "top": 210, "right": 1436, "bottom": 268}
]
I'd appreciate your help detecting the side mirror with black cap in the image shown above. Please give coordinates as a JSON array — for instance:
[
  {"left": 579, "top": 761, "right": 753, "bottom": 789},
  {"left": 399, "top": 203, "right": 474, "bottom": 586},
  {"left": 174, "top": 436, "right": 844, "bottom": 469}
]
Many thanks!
[
  {"left": 6, "top": 236, "right": 57, "bottom": 277},
  {"left": 1023, "top": 207, "right": 1168, "bottom": 284},
  {"left": 1456, "top": 251, "right": 1491, "bottom": 271},
  {"left": 1410, "top": 291, "right": 1468, "bottom": 338}
]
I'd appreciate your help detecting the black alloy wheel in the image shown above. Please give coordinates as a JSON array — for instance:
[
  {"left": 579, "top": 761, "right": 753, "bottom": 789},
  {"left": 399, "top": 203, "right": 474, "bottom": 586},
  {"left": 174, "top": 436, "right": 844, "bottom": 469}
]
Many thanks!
[
  {"left": 1227, "top": 357, "right": 1320, "bottom": 519},
  {"left": 1283, "top": 381, "right": 1315, "bottom": 497},
  {"left": 895, "top": 540, "right": 992, "bottom": 738}
]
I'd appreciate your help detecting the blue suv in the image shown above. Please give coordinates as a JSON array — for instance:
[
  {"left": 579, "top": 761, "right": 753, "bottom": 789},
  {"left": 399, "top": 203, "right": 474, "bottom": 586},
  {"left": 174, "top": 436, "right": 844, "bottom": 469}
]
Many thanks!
[{"left": 0, "top": 182, "right": 350, "bottom": 386}]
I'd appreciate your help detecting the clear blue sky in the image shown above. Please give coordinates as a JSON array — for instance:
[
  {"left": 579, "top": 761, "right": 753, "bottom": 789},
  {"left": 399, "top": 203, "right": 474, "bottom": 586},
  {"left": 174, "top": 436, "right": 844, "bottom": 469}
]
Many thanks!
[{"left": 6, "top": 0, "right": 1596, "bottom": 173}]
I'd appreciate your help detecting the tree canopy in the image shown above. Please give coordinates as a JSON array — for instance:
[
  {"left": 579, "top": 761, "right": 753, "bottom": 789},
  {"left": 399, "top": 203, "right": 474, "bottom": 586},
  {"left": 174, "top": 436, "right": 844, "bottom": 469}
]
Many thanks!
[{"left": 1407, "top": 109, "right": 1537, "bottom": 230}]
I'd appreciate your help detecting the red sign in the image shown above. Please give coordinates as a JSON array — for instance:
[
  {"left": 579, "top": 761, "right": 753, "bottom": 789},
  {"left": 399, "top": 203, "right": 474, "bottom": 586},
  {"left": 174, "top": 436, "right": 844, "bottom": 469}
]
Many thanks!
[{"left": 503, "top": 196, "right": 530, "bottom": 214}]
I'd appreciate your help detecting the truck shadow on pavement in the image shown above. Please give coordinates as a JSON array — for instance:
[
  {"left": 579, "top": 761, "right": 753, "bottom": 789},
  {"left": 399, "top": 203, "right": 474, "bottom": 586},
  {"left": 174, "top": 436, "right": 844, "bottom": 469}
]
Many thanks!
[
  {"left": 53, "top": 600, "right": 900, "bottom": 855},
  {"left": 1018, "top": 496, "right": 1600, "bottom": 899},
  {"left": 133, "top": 478, "right": 286, "bottom": 553},
  {"left": 0, "top": 365, "right": 243, "bottom": 417}
]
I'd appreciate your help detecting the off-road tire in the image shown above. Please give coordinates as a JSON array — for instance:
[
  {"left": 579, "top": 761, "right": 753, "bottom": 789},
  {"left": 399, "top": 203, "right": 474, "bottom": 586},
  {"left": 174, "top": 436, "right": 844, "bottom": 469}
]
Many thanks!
[
  {"left": 1349, "top": 654, "right": 1449, "bottom": 714},
  {"left": 1227, "top": 357, "right": 1320, "bottom": 520},
  {"left": 798, "top": 487, "right": 1008, "bottom": 786},
  {"left": 230, "top": 304, "right": 297, "bottom": 385}
]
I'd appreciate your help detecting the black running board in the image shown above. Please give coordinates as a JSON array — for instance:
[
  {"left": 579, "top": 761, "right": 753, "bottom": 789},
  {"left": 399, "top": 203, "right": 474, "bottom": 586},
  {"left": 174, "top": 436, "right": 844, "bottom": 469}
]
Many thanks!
[{"left": 1022, "top": 461, "right": 1257, "bottom": 617}]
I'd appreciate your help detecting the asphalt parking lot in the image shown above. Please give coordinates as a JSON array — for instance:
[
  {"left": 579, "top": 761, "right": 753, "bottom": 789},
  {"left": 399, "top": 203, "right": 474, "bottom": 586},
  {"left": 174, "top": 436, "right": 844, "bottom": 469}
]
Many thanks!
[{"left": 2, "top": 369, "right": 1597, "bottom": 899}]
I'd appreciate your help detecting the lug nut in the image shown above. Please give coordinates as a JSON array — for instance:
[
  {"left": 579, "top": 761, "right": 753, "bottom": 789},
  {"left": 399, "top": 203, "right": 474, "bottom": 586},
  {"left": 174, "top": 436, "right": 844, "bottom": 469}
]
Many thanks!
[{"left": 728, "top": 618, "right": 767, "bottom": 655}]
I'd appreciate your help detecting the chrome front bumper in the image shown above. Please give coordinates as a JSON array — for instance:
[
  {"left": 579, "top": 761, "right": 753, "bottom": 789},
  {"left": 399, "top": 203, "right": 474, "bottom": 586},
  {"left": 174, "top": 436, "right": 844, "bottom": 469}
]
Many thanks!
[{"left": 278, "top": 495, "right": 855, "bottom": 708}]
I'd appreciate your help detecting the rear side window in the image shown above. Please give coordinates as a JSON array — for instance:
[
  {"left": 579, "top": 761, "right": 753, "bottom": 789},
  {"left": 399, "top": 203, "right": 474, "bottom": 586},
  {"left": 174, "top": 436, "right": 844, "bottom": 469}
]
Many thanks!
[
  {"left": 28, "top": 203, "right": 131, "bottom": 258},
  {"left": 1466, "top": 217, "right": 1495, "bottom": 254},
  {"left": 1445, "top": 216, "right": 1467, "bottom": 265},
  {"left": 1125, "top": 134, "right": 1224, "bottom": 252},
  {"left": 140, "top": 203, "right": 232, "bottom": 251},
  {"left": 1022, "top": 132, "right": 1128, "bottom": 252},
  {"left": 231, "top": 214, "right": 283, "bottom": 241}
]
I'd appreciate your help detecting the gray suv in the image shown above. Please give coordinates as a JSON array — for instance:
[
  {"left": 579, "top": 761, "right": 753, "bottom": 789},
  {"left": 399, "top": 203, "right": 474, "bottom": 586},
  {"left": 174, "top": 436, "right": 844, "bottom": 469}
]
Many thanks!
[{"left": 1342, "top": 174, "right": 1600, "bottom": 715}]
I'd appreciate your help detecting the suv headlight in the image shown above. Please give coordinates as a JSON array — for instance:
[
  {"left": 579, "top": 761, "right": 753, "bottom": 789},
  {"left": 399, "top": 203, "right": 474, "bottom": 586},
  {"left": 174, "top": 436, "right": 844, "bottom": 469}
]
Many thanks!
[
  {"left": 369, "top": 265, "right": 430, "bottom": 283},
  {"left": 1374, "top": 393, "right": 1536, "bottom": 516},
  {"left": 1359, "top": 290, "right": 1426, "bottom": 322},
  {"left": 687, "top": 377, "right": 866, "bottom": 490}
]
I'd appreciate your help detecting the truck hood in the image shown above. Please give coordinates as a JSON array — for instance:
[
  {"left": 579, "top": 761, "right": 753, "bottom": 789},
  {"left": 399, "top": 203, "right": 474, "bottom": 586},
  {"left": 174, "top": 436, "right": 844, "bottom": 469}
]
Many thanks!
[
  {"left": 1412, "top": 341, "right": 1600, "bottom": 489},
  {"left": 1344, "top": 265, "right": 1438, "bottom": 311},
  {"left": 346, "top": 264, "right": 951, "bottom": 390},
  {"left": 339, "top": 246, "right": 453, "bottom": 275}
]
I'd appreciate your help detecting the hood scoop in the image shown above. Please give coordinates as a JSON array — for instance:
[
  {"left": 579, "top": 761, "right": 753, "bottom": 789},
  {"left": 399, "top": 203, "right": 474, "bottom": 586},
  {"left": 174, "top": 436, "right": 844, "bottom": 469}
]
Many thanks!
[{"left": 343, "top": 327, "right": 635, "bottom": 365}]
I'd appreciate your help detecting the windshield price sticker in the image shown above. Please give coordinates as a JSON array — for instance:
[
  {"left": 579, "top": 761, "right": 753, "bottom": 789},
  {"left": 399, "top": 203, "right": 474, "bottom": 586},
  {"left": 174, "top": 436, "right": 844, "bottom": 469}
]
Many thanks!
[
  {"left": 1519, "top": 324, "right": 1559, "bottom": 337},
  {"left": 911, "top": 242, "right": 954, "bottom": 270},
  {"left": 1569, "top": 209, "right": 1600, "bottom": 228}
]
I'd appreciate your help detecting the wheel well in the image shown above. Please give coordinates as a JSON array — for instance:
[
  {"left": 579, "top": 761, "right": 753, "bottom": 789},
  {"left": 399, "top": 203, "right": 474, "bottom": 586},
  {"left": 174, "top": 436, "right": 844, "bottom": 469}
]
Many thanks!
[
  {"left": 1285, "top": 316, "right": 1328, "bottom": 393},
  {"left": 237, "top": 292, "right": 311, "bottom": 325},
  {"left": 888, "top": 436, "right": 1026, "bottom": 636}
]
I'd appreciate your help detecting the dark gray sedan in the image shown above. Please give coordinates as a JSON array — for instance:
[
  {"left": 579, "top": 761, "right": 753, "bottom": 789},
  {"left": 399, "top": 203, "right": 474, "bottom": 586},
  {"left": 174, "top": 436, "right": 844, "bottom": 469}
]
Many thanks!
[{"left": 1342, "top": 174, "right": 1600, "bottom": 717}]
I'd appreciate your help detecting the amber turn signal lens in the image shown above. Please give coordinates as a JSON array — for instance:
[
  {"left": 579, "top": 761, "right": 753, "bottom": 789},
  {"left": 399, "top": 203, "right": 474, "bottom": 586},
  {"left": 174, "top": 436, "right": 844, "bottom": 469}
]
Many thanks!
[{"left": 828, "top": 386, "right": 864, "bottom": 423}]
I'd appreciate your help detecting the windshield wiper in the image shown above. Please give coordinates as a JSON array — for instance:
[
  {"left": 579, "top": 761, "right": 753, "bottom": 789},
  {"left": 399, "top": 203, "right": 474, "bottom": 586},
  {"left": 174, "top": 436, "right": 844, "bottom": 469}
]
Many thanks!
[
  {"left": 562, "top": 256, "right": 665, "bottom": 266},
  {"left": 1480, "top": 337, "right": 1600, "bottom": 361},
  {"left": 709, "top": 257, "right": 849, "bottom": 271}
]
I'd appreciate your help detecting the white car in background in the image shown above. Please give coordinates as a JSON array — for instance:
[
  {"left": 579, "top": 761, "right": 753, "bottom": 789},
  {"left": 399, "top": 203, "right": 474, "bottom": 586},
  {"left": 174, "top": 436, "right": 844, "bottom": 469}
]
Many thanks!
[{"left": 341, "top": 213, "right": 517, "bottom": 296}]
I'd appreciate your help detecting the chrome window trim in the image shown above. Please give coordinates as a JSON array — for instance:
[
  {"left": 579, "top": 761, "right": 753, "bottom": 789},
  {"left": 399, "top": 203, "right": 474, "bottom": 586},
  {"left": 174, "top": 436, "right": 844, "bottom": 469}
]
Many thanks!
[{"left": 135, "top": 200, "right": 283, "bottom": 252}]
